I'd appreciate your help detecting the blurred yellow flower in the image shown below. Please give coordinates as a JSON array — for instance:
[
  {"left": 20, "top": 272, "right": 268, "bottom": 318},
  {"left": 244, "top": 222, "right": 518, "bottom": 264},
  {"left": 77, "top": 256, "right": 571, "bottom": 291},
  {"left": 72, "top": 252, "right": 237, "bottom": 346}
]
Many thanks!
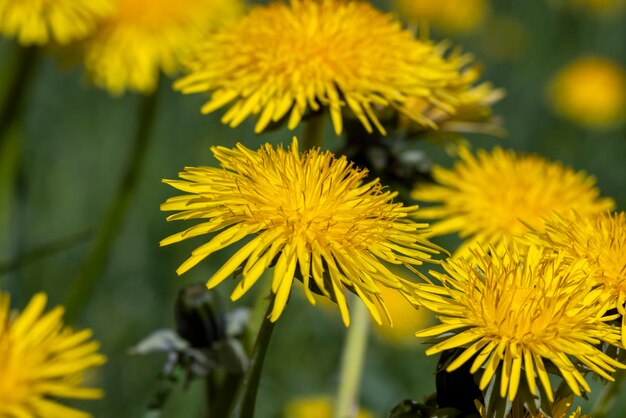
[
  {"left": 176, "top": 0, "right": 480, "bottom": 135},
  {"left": 284, "top": 396, "right": 373, "bottom": 418},
  {"left": 161, "top": 138, "right": 444, "bottom": 326},
  {"left": 83, "top": 0, "right": 243, "bottom": 94},
  {"left": 0, "top": 0, "right": 112, "bottom": 46},
  {"left": 415, "top": 245, "right": 623, "bottom": 403},
  {"left": 548, "top": 56, "right": 626, "bottom": 129},
  {"left": 0, "top": 292, "right": 106, "bottom": 418},
  {"left": 394, "top": 0, "right": 487, "bottom": 33},
  {"left": 530, "top": 212, "right": 626, "bottom": 346},
  {"left": 374, "top": 283, "right": 433, "bottom": 344},
  {"left": 411, "top": 147, "right": 614, "bottom": 255}
]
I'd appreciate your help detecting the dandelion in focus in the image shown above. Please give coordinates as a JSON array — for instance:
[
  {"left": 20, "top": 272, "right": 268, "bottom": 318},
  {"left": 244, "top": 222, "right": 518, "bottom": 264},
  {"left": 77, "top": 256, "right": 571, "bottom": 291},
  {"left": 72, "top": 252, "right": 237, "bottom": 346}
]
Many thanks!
[
  {"left": 83, "top": 0, "right": 243, "bottom": 94},
  {"left": 0, "top": 0, "right": 112, "bottom": 46},
  {"left": 530, "top": 212, "right": 626, "bottom": 345},
  {"left": 175, "top": 0, "right": 481, "bottom": 135},
  {"left": 0, "top": 292, "right": 106, "bottom": 418},
  {"left": 394, "top": 0, "right": 487, "bottom": 33},
  {"left": 415, "top": 245, "right": 623, "bottom": 402},
  {"left": 161, "top": 138, "right": 444, "bottom": 326},
  {"left": 284, "top": 396, "right": 373, "bottom": 418},
  {"left": 548, "top": 56, "right": 626, "bottom": 129},
  {"left": 411, "top": 147, "right": 614, "bottom": 254}
]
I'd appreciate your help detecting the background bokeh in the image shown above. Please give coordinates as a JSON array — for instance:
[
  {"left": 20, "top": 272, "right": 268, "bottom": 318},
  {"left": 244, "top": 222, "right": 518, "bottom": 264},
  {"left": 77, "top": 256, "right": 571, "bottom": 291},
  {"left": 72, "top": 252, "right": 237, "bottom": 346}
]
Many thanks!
[{"left": 0, "top": 0, "right": 625, "bottom": 417}]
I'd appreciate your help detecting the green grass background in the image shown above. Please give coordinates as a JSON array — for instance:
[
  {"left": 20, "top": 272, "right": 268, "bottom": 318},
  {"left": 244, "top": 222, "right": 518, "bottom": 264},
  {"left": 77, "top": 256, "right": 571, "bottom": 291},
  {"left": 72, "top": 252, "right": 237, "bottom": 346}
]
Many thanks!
[{"left": 0, "top": 0, "right": 625, "bottom": 417}]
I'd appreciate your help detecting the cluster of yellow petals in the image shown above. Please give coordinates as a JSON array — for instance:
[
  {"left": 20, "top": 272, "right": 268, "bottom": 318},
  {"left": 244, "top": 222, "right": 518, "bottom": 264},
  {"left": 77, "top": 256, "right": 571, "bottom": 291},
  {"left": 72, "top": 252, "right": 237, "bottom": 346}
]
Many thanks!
[
  {"left": 161, "top": 138, "right": 443, "bottom": 326},
  {"left": 415, "top": 245, "right": 624, "bottom": 403},
  {"left": 83, "top": 0, "right": 243, "bottom": 94},
  {"left": 529, "top": 212, "right": 626, "bottom": 346},
  {"left": 0, "top": 0, "right": 113, "bottom": 45},
  {"left": 176, "top": 0, "right": 482, "bottom": 135},
  {"left": 411, "top": 147, "right": 614, "bottom": 255},
  {"left": 0, "top": 293, "right": 106, "bottom": 418}
]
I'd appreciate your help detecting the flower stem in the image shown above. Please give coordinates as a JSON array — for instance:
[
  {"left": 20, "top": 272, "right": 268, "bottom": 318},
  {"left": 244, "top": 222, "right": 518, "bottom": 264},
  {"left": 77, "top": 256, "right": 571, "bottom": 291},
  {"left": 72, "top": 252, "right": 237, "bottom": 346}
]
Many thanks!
[
  {"left": 0, "top": 45, "right": 38, "bottom": 148},
  {"left": 335, "top": 299, "right": 370, "bottom": 418},
  {"left": 231, "top": 294, "right": 276, "bottom": 418},
  {"left": 301, "top": 110, "right": 325, "bottom": 150},
  {"left": 592, "top": 368, "right": 626, "bottom": 418},
  {"left": 64, "top": 91, "right": 160, "bottom": 322}
]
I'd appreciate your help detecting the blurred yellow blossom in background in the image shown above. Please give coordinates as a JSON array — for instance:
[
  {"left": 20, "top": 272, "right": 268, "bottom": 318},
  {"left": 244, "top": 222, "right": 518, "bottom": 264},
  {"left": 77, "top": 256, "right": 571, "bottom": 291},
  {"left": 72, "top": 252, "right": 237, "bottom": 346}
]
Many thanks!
[
  {"left": 394, "top": 0, "right": 487, "bottom": 33},
  {"left": 0, "top": 0, "right": 113, "bottom": 45},
  {"left": 83, "top": 0, "right": 243, "bottom": 94},
  {"left": 548, "top": 56, "right": 626, "bottom": 129},
  {"left": 412, "top": 147, "right": 614, "bottom": 255},
  {"left": 284, "top": 396, "right": 373, "bottom": 418}
]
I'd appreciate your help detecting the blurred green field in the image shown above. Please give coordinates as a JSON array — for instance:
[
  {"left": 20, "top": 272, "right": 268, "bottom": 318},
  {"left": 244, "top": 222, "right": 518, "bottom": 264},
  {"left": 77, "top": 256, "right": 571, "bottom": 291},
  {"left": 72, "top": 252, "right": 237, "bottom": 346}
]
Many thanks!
[{"left": 0, "top": 0, "right": 625, "bottom": 417}]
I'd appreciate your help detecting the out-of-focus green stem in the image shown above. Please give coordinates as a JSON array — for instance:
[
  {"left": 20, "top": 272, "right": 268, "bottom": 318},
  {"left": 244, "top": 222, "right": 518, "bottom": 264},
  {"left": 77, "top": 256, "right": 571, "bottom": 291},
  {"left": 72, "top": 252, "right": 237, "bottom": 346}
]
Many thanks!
[
  {"left": 0, "top": 230, "right": 92, "bottom": 277},
  {"left": 64, "top": 91, "right": 160, "bottom": 322},
  {"left": 0, "top": 46, "right": 37, "bottom": 147},
  {"left": 301, "top": 111, "right": 325, "bottom": 150},
  {"left": 335, "top": 299, "right": 370, "bottom": 418},
  {"left": 592, "top": 368, "right": 626, "bottom": 418},
  {"left": 232, "top": 294, "right": 276, "bottom": 418}
]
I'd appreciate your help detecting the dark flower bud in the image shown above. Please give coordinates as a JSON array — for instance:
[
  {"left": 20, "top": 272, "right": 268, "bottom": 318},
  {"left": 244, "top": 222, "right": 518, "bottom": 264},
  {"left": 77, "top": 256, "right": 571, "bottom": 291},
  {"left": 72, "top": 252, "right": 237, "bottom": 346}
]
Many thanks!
[{"left": 175, "top": 283, "right": 226, "bottom": 348}]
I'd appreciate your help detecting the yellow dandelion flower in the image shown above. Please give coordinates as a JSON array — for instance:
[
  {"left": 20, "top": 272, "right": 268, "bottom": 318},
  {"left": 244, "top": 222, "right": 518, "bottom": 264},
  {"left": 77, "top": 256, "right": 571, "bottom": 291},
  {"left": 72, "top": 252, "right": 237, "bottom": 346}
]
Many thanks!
[
  {"left": 83, "top": 0, "right": 243, "bottom": 94},
  {"left": 160, "top": 138, "right": 444, "bottom": 326},
  {"left": 530, "top": 212, "right": 626, "bottom": 346},
  {"left": 0, "top": 292, "right": 106, "bottom": 418},
  {"left": 548, "top": 56, "right": 626, "bottom": 129},
  {"left": 0, "top": 0, "right": 112, "bottom": 46},
  {"left": 284, "top": 396, "right": 373, "bottom": 418},
  {"left": 175, "top": 0, "right": 476, "bottom": 135},
  {"left": 394, "top": 0, "right": 487, "bottom": 33},
  {"left": 415, "top": 245, "right": 623, "bottom": 403},
  {"left": 411, "top": 147, "right": 614, "bottom": 255}
]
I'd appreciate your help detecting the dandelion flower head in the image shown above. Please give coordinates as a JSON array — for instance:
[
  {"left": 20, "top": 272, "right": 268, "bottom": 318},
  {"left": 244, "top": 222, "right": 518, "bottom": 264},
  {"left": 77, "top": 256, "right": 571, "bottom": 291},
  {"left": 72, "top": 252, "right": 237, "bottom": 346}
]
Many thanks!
[
  {"left": 175, "top": 0, "right": 478, "bottom": 135},
  {"left": 530, "top": 212, "right": 626, "bottom": 346},
  {"left": 161, "top": 138, "right": 444, "bottom": 326},
  {"left": 415, "top": 244, "right": 623, "bottom": 403},
  {"left": 548, "top": 56, "right": 626, "bottom": 129},
  {"left": 0, "top": 292, "right": 106, "bottom": 418},
  {"left": 411, "top": 147, "right": 614, "bottom": 255},
  {"left": 83, "top": 0, "right": 243, "bottom": 94},
  {"left": 0, "top": 0, "right": 113, "bottom": 46}
]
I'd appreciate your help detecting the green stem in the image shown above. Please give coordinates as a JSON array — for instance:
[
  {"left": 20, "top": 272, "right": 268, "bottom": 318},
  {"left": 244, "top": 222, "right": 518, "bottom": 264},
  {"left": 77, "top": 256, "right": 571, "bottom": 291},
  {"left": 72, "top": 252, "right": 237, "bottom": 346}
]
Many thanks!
[
  {"left": 208, "top": 372, "right": 241, "bottom": 418},
  {"left": 0, "top": 46, "right": 38, "bottom": 148},
  {"left": 301, "top": 111, "right": 325, "bottom": 150},
  {"left": 335, "top": 300, "right": 370, "bottom": 418},
  {"left": 64, "top": 91, "right": 160, "bottom": 322},
  {"left": 592, "top": 368, "right": 626, "bottom": 418},
  {"left": 0, "top": 230, "right": 92, "bottom": 276},
  {"left": 232, "top": 294, "right": 276, "bottom": 418}
]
